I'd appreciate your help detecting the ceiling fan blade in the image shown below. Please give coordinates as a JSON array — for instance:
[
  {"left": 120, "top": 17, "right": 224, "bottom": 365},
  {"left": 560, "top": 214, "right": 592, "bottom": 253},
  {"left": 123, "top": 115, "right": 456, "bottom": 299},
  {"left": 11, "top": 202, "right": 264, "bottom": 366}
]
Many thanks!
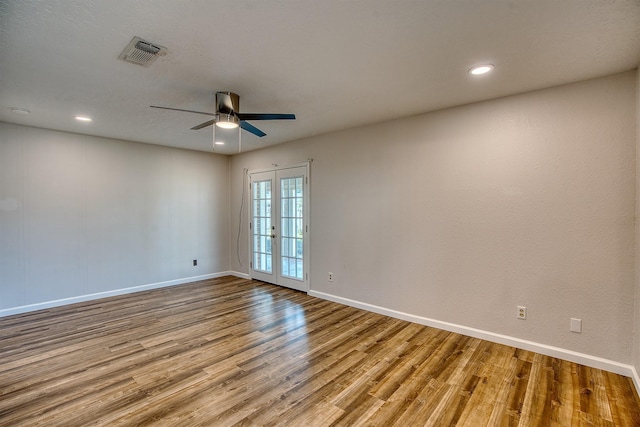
[
  {"left": 150, "top": 105, "right": 215, "bottom": 116},
  {"left": 191, "top": 119, "right": 216, "bottom": 130},
  {"left": 240, "top": 121, "right": 267, "bottom": 137},
  {"left": 237, "top": 113, "right": 296, "bottom": 121}
]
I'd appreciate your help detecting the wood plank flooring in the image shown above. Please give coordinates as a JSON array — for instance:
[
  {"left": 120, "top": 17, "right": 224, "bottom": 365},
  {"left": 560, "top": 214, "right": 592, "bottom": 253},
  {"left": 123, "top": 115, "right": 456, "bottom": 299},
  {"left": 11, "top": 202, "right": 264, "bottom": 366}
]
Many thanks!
[{"left": 1, "top": 276, "right": 639, "bottom": 426}]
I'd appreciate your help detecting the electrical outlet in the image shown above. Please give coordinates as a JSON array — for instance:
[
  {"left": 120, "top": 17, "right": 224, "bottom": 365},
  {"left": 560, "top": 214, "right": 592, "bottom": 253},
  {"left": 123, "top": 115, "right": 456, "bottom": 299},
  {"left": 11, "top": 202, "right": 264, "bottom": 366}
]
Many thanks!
[
  {"left": 328, "top": 272, "right": 334, "bottom": 282},
  {"left": 517, "top": 306, "right": 527, "bottom": 320},
  {"left": 193, "top": 259, "right": 197, "bottom": 266}
]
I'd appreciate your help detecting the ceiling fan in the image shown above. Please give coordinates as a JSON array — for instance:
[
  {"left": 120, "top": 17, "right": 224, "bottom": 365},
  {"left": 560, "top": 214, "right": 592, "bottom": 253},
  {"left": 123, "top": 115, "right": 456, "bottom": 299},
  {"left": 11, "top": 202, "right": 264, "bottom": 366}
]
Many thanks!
[{"left": 151, "top": 91, "right": 295, "bottom": 137}]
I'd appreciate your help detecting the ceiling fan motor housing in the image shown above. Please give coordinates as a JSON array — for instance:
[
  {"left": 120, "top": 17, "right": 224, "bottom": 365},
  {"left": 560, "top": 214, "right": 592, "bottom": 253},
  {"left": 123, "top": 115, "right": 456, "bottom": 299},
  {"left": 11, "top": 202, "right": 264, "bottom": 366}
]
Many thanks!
[{"left": 216, "top": 92, "right": 240, "bottom": 115}]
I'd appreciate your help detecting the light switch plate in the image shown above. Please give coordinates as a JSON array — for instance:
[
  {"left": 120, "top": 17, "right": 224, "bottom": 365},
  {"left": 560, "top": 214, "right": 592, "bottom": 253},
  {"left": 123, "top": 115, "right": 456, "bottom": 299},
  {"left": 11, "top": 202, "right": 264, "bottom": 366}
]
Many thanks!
[{"left": 570, "top": 318, "right": 582, "bottom": 333}]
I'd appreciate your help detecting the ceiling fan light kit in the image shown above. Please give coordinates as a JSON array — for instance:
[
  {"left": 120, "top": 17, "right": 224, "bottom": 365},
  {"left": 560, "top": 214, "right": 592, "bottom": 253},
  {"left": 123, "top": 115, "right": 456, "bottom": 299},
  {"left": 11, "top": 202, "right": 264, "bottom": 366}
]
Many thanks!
[{"left": 216, "top": 113, "right": 239, "bottom": 129}]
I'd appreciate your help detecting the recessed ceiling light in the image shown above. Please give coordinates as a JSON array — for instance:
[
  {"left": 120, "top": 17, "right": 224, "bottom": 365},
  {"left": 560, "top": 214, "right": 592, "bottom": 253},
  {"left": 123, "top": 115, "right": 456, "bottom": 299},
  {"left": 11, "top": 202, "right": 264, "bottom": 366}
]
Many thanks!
[
  {"left": 74, "top": 115, "right": 93, "bottom": 122},
  {"left": 469, "top": 64, "right": 494, "bottom": 75},
  {"left": 10, "top": 107, "right": 30, "bottom": 115},
  {"left": 214, "top": 141, "right": 225, "bottom": 145}
]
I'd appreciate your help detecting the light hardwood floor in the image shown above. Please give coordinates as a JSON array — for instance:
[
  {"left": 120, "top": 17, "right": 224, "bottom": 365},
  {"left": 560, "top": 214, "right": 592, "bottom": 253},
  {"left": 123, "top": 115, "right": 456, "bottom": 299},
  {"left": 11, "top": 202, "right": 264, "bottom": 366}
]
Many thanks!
[{"left": 1, "top": 276, "right": 639, "bottom": 426}]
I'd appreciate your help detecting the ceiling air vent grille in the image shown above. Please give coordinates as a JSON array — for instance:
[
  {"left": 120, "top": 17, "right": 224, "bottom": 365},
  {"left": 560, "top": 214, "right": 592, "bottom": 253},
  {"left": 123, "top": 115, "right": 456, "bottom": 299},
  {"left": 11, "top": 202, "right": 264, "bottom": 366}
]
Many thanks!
[{"left": 118, "top": 37, "right": 167, "bottom": 67}]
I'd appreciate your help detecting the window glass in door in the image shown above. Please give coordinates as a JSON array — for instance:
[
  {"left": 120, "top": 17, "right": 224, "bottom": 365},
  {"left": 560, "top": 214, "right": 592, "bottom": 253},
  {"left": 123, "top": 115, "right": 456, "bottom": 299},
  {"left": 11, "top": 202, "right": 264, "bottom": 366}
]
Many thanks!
[
  {"left": 252, "top": 179, "right": 272, "bottom": 274},
  {"left": 280, "top": 175, "right": 304, "bottom": 280}
]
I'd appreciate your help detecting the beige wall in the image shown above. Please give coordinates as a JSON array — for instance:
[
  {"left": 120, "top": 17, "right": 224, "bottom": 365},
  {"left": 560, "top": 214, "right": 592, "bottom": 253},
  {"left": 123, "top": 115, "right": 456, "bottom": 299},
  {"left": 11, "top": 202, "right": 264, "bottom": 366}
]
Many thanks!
[
  {"left": 0, "top": 123, "right": 230, "bottom": 312},
  {"left": 635, "top": 68, "right": 640, "bottom": 372},
  {"left": 230, "top": 71, "right": 636, "bottom": 364}
]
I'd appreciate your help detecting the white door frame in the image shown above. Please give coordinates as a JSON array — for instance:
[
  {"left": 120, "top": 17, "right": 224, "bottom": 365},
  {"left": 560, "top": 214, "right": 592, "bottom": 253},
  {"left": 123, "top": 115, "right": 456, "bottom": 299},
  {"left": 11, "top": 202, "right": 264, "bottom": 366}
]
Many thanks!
[{"left": 248, "top": 162, "right": 310, "bottom": 292}]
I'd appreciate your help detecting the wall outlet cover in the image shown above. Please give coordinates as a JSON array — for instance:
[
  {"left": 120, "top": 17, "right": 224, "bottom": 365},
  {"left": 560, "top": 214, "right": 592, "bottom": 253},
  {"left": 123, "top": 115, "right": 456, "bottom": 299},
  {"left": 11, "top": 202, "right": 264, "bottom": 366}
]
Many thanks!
[
  {"left": 517, "top": 306, "right": 527, "bottom": 320},
  {"left": 570, "top": 318, "right": 582, "bottom": 333}
]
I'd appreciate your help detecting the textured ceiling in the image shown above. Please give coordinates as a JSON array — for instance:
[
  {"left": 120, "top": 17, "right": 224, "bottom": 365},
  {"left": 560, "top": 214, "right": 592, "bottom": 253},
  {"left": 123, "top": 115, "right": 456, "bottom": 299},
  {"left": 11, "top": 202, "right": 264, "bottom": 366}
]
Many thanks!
[{"left": 0, "top": 0, "right": 639, "bottom": 155}]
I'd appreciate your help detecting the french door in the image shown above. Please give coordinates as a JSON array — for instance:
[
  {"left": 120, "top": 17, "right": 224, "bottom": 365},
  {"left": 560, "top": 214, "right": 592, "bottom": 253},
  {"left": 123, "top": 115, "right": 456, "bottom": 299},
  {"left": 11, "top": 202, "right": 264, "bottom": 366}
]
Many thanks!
[{"left": 249, "top": 165, "right": 309, "bottom": 292}]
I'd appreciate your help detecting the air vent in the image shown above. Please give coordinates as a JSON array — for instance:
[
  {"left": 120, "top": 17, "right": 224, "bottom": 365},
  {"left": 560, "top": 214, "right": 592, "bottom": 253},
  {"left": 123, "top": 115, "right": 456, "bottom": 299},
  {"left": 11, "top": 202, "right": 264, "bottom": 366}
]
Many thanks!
[{"left": 118, "top": 36, "right": 167, "bottom": 67}]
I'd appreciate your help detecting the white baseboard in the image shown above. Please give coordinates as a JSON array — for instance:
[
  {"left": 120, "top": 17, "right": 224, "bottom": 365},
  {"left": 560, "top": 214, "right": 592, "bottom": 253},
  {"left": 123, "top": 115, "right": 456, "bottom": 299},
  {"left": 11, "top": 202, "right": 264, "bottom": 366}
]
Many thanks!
[
  {"left": 0, "top": 271, "right": 240, "bottom": 318},
  {"left": 308, "top": 289, "right": 637, "bottom": 381},
  {"left": 229, "top": 271, "right": 251, "bottom": 279},
  {"left": 632, "top": 366, "right": 640, "bottom": 396}
]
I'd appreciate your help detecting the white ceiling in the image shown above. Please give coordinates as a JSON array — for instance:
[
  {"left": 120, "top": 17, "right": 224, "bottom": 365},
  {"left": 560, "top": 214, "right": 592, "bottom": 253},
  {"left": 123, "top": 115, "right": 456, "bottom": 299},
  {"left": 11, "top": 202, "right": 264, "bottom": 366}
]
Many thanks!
[{"left": 1, "top": 1, "right": 639, "bottom": 155}]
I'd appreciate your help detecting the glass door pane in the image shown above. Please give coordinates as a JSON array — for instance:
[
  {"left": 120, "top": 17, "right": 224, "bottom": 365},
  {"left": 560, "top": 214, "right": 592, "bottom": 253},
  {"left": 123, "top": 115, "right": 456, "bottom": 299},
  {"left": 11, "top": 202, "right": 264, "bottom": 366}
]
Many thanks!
[
  {"left": 251, "top": 175, "right": 274, "bottom": 283},
  {"left": 280, "top": 176, "right": 304, "bottom": 280}
]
